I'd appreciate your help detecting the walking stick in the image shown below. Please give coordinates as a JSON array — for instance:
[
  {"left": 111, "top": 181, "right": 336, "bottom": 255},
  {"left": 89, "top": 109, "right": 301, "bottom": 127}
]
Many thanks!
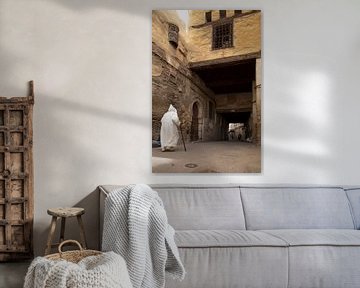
[{"left": 179, "top": 124, "right": 187, "bottom": 152}]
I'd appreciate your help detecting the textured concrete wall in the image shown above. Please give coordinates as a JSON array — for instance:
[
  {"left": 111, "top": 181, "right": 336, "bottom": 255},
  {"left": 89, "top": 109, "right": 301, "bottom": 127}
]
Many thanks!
[
  {"left": 188, "top": 10, "right": 261, "bottom": 62},
  {"left": 1, "top": 0, "right": 359, "bottom": 257}
]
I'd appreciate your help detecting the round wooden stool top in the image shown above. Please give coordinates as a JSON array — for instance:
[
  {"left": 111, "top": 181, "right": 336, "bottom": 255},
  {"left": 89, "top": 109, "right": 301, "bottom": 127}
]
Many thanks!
[{"left": 47, "top": 207, "right": 85, "bottom": 218}]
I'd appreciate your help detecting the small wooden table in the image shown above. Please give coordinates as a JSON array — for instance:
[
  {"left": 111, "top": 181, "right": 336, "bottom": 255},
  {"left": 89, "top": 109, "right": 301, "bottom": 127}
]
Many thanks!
[{"left": 45, "top": 207, "right": 87, "bottom": 255}]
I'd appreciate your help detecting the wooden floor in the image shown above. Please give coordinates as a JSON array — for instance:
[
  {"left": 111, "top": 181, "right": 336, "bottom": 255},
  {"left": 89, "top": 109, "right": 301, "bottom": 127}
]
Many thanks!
[{"left": 0, "top": 261, "right": 30, "bottom": 288}]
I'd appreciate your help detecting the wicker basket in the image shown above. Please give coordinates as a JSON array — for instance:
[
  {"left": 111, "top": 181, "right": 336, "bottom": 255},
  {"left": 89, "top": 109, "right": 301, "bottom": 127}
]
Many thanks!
[{"left": 45, "top": 240, "right": 102, "bottom": 263}]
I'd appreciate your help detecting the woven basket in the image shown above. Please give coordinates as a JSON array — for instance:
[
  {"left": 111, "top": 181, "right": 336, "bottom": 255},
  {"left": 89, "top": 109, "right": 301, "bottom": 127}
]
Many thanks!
[{"left": 45, "top": 240, "right": 102, "bottom": 263}]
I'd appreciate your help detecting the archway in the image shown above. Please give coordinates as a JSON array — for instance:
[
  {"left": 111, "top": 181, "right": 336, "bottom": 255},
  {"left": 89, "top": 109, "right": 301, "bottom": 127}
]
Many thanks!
[{"left": 190, "top": 102, "right": 199, "bottom": 141}]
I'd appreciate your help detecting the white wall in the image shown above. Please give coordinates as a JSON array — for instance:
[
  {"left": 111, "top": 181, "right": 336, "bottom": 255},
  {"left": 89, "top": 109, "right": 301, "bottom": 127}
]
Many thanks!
[{"left": 0, "top": 0, "right": 360, "bottom": 255}]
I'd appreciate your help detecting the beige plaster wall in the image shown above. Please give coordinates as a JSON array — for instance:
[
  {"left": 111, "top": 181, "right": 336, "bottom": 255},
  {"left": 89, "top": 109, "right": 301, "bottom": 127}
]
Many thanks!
[
  {"left": 188, "top": 10, "right": 261, "bottom": 62},
  {"left": 0, "top": 0, "right": 359, "bottom": 257}
]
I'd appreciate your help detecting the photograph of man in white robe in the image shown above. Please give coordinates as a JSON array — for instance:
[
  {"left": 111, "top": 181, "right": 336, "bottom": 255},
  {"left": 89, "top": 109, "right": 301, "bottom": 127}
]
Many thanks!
[{"left": 160, "top": 104, "right": 181, "bottom": 152}]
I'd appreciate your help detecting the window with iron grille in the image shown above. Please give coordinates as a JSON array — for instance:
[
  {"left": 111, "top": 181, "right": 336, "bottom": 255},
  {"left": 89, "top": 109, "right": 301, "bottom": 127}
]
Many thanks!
[
  {"left": 205, "top": 11, "right": 212, "bottom": 23},
  {"left": 212, "top": 21, "right": 233, "bottom": 50},
  {"left": 219, "top": 10, "right": 226, "bottom": 18}
]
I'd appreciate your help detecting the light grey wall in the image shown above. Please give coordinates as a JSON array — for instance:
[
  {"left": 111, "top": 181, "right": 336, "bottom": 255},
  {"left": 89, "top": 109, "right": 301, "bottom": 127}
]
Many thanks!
[{"left": 0, "top": 0, "right": 359, "bottom": 255}]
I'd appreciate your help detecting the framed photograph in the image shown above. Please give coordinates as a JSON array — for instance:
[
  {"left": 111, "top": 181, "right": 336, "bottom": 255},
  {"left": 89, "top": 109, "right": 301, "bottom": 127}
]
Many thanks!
[{"left": 152, "top": 10, "right": 262, "bottom": 173}]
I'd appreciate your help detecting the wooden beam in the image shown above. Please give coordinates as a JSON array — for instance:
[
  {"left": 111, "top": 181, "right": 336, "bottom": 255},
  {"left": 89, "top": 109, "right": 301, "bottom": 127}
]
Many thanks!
[
  {"left": 190, "top": 10, "right": 261, "bottom": 29},
  {"left": 216, "top": 107, "right": 252, "bottom": 113},
  {"left": 189, "top": 52, "right": 260, "bottom": 70},
  {"left": 201, "top": 78, "right": 253, "bottom": 88}
]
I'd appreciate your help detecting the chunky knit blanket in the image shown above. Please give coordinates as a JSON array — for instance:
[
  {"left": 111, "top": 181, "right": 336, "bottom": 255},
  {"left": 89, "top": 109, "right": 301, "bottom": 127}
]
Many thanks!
[
  {"left": 102, "top": 184, "right": 185, "bottom": 288},
  {"left": 24, "top": 251, "right": 133, "bottom": 288}
]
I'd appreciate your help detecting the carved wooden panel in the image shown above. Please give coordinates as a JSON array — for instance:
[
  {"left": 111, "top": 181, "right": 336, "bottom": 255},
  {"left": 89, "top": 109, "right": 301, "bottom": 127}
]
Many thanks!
[{"left": 0, "top": 81, "right": 34, "bottom": 261}]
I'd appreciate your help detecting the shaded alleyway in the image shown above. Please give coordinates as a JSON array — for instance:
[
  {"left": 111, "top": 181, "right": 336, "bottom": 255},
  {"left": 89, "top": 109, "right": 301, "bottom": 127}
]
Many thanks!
[{"left": 152, "top": 141, "right": 261, "bottom": 173}]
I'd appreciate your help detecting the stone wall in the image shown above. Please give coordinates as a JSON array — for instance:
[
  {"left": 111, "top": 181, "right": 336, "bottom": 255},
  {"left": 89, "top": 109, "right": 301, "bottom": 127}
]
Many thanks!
[
  {"left": 188, "top": 10, "right": 261, "bottom": 62},
  {"left": 255, "top": 58, "right": 262, "bottom": 145},
  {"left": 215, "top": 93, "right": 252, "bottom": 112},
  {"left": 152, "top": 11, "right": 223, "bottom": 142}
]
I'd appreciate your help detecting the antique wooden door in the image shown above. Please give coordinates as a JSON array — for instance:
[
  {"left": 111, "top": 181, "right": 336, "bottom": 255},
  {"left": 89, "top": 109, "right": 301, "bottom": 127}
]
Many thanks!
[{"left": 0, "top": 82, "right": 34, "bottom": 261}]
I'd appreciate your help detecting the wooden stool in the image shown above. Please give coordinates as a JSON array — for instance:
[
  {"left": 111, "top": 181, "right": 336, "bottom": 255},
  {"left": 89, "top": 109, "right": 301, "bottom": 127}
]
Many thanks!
[{"left": 45, "top": 207, "right": 87, "bottom": 255}]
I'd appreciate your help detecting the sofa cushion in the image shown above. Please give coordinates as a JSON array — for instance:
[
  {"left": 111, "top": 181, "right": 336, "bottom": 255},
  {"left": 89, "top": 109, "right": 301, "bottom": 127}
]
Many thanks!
[
  {"left": 100, "top": 185, "right": 246, "bottom": 230},
  {"left": 261, "top": 230, "right": 360, "bottom": 288},
  {"left": 175, "top": 230, "right": 288, "bottom": 248},
  {"left": 262, "top": 229, "right": 360, "bottom": 246},
  {"left": 153, "top": 186, "right": 246, "bottom": 230},
  {"left": 288, "top": 246, "right": 360, "bottom": 288},
  {"left": 241, "top": 187, "right": 355, "bottom": 230},
  {"left": 345, "top": 188, "right": 360, "bottom": 229},
  {"left": 165, "top": 247, "right": 289, "bottom": 288}
]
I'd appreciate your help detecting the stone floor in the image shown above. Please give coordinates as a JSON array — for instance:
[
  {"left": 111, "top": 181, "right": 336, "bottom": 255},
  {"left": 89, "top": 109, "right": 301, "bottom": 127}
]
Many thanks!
[
  {"left": 152, "top": 140, "right": 261, "bottom": 173},
  {"left": 0, "top": 261, "right": 30, "bottom": 288}
]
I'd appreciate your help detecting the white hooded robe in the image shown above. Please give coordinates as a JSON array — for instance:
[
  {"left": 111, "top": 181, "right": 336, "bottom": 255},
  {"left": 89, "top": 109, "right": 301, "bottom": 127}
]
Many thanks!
[{"left": 160, "top": 105, "right": 180, "bottom": 150}]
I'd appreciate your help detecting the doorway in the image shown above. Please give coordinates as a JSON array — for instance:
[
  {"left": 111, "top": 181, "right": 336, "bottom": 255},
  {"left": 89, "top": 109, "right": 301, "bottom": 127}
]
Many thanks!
[{"left": 190, "top": 102, "right": 199, "bottom": 141}]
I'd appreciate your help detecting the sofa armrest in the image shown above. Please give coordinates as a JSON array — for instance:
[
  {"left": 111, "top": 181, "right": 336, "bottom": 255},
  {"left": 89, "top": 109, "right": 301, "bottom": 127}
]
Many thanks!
[{"left": 99, "top": 186, "right": 109, "bottom": 250}]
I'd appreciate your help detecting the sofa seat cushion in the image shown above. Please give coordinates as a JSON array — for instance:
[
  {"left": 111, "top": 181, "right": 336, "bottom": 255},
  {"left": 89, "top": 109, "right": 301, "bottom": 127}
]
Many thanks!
[
  {"left": 175, "top": 230, "right": 288, "bottom": 248},
  {"left": 262, "top": 229, "right": 360, "bottom": 246},
  {"left": 165, "top": 246, "right": 289, "bottom": 288}
]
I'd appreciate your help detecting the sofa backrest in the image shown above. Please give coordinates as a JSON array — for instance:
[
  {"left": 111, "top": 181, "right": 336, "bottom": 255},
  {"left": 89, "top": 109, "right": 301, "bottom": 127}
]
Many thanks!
[
  {"left": 152, "top": 185, "right": 246, "bottom": 230},
  {"left": 240, "top": 186, "right": 355, "bottom": 230},
  {"left": 100, "top": 184, "right": 358, "bottom": 232}
]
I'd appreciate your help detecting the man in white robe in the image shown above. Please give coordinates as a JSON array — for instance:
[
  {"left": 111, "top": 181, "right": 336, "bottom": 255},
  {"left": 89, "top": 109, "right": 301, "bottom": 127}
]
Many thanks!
[{"left": 160, "top": 105, "right": 181, "bottom": 152}]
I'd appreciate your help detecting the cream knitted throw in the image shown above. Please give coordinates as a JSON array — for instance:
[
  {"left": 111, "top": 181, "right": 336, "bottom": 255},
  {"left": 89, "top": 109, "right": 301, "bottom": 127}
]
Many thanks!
[
  {"left": 102, "top": 184, "right": 185, "bottom": 288},
  {"left": 24, "top": 251, "right": 133, "bottom": 288}
]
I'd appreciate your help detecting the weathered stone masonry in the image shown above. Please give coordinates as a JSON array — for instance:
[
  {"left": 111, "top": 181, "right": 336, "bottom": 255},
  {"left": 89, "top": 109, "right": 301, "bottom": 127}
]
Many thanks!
[{"left": 152, "top": 11, "right": 224, "bottom": 143}]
